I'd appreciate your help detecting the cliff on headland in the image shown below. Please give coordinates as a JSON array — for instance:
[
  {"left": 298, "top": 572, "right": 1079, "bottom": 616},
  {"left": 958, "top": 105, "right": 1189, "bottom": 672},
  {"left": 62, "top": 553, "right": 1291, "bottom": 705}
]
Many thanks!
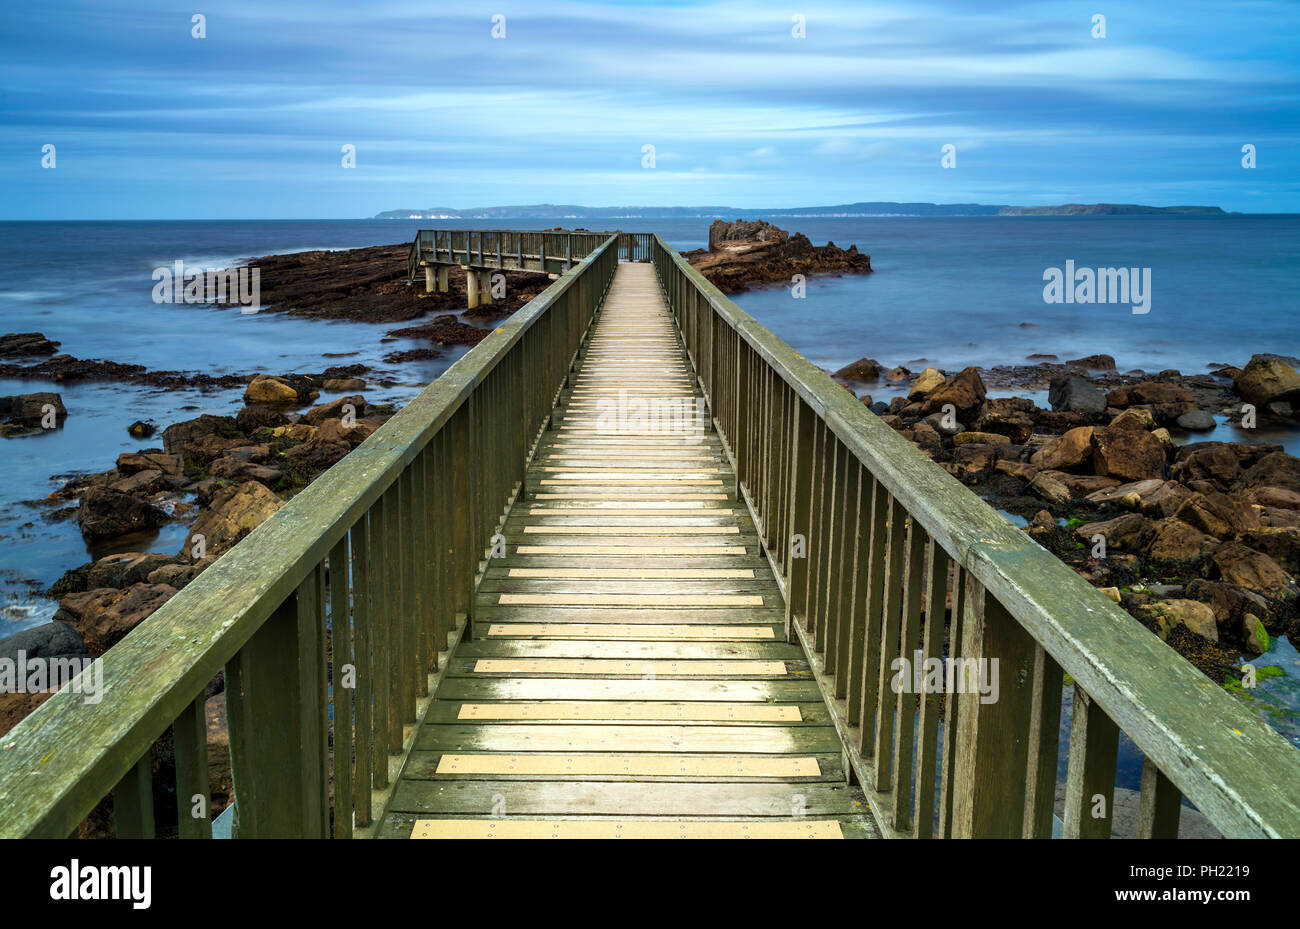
[{"left": 683, "top": 219, "right": 872, "bottom": 294}]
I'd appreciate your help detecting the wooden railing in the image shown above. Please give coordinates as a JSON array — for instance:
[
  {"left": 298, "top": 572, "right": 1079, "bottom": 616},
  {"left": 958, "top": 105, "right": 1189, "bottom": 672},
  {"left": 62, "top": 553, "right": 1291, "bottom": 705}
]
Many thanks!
[
  {"left": 407, "top": 229, "right": 614, "bottom": 281},
  {"left": 0, "top": 234, "right": 620, "bottom": 838},
  {"left": 617, "top": 233, "right": 653, "bottom": 262},
  {"left": 650, "top": 234, "right": 1300, "bottom": 838}
]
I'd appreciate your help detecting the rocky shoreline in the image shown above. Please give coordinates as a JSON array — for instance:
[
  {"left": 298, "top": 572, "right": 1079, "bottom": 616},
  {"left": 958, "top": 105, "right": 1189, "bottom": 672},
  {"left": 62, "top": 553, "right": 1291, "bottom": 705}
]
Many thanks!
[
  {"left": 0, "top": 369, "right": 403, "bottom": 835},
  {"left": 830, "top": 352, "right": 1300, "bottom": 684}
]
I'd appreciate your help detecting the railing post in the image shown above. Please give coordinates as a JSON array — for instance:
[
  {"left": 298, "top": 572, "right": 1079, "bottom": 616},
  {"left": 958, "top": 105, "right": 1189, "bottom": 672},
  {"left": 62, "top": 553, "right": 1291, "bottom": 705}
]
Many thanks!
[
  {"left": 785, "top": 399, "right": 814, "bottom": 641},
  {"left": 226, "top": 583, "right": 327, "bottom": 838},
  {"left": 950, "top": 575, "right": 1036, "bottom": 837}
]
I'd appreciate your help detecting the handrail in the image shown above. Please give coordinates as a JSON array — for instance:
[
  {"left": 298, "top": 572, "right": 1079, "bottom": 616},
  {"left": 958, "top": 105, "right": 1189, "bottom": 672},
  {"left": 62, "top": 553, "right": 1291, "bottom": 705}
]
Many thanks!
[
  {"left": 651, "top": 234, "right": 1300, "bottom": 838},
  {"left": 0, "top": 234, "right": 621, "bottom": 838},
  {"left": 407, "top": 228, "right": 620, "bottom": 281}
]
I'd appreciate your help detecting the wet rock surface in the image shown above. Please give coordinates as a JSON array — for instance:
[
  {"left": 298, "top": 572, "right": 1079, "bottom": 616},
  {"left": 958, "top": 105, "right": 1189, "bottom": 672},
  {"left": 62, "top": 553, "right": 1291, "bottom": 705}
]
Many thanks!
[{"left": 684, "top": 219, "right": 871, "bottom": 294}]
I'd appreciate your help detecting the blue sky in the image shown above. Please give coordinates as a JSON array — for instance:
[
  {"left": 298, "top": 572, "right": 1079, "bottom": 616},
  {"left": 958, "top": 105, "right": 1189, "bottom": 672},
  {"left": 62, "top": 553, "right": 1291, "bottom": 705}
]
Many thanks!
[{"left": 1, "top": 0, "right": 1297, "bottom": 218}]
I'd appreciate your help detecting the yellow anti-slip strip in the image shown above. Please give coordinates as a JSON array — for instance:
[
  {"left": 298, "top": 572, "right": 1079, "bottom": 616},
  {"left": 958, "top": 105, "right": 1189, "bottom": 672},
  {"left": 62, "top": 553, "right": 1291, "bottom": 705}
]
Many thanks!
[
  {"left": 472, "top": 658, "right": 785, "bottom": 675},
  {"left": 410, "top": 820, "right": 843, "bottom": 839},
  {"left": 515, "top": 545, "right": 747, "bottom": 555},
  {"left": 433, "top": 754, "right": 819, "bottom": 777},
  {"left": 532, "top": 493, "right": 728, "bottom": 500},
  {"left": 521, "top": 526, "right": 740, "bottom": 534},
  {"left": 506, "top": 568, "right": 754, "bottom": 579},
  {"left": 486, "top": 623, "right": 775, "bottom": 639},
  {"left": 498, "top": 595, "right": 765, "bottom": 607},
  {"left": 527, "top": 507, "right": 730, "bottom": 515},
  {"left": 457, "top": 701, "right": 798, "bottom": 721},
  {"left": 539, "top": 479, "right": 724, "bottom": 485}
]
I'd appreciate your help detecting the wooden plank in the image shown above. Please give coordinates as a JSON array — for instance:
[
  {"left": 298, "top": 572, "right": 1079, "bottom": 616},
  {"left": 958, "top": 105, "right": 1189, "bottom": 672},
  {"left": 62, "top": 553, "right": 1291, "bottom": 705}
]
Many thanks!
[
  {"left": 454, "top": 702, "right": 802, "bottom": 722},
  {"left": 417, "top": 723, "right": 840, "bottom": 753},
  {"left": 390, "top": 780, "right": 863, "bottom": 817},
  {"left": 470, "top": 659, "right": 786, "bottom": 676},
  {"left": 433, "top": 754, "right": 822, "bottom": 778},
  {"left": 409, "top": 819, "right": 844, "bottom": 838},
  {"left": 486, "top": 624, "right": 775, "bottom": 639}
]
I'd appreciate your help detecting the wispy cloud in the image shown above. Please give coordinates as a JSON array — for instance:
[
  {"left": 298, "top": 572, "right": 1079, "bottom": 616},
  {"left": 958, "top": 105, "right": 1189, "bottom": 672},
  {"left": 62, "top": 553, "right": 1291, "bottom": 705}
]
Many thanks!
[{"left": 0, "top": 0, "right": 1296, "bottom": 217}]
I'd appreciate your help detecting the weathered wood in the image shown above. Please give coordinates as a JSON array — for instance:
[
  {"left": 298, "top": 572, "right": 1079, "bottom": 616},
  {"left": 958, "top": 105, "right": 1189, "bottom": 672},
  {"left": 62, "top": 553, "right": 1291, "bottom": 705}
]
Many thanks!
[
  {"left": 351, "top": 518, "right": 374, "bottom": 825},
  {"left": 889, "top": 520, "right": 928, "bottom": 831},
  {"left": 1137, "top": 755, "right": 1182, "bottom": 839},
  {"left": 376, "top": 264, "right": 874, "bottom": 839},
  {"left": 1023, "top": 643, "right": 1064, "bottom": 838},
  {"left": 950, "top": 576, "right": 1036, "bottom": 838},
  {"left": 913, "top": 540, "right": 949, "bottom": 839},
  {"left": 1064, "top": 684, "right": 1119, "bottom": 839},
  {"left": 226, "top": 597, "right": 304, "bottom": 838},
  {"left": 112, "top": 751, "right": 154, "bottom": 839},
  {"left": 328, "top": 537, "right": 354, "bottom": 839},
  {"left": 872, "top": 494, "right": 906, "bottom": 791},
  {"left": 173, "top": 696, "right": 211, "bottom": 839}
]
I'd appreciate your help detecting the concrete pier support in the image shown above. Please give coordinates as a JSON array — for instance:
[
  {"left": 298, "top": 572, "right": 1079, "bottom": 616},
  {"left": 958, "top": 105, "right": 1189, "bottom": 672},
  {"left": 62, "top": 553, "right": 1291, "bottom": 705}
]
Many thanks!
[
  {"left": 479, "top": 271, "right": 494, "bottom": 305},
  {"left": 423, "top": 263, "right": 435, "bottom": 294},
  {"left": 466, "top": 268, "right": 480, "bottom": 309},
  {"left": 436, "top": 265, "right": 449, "bottom": 293}
]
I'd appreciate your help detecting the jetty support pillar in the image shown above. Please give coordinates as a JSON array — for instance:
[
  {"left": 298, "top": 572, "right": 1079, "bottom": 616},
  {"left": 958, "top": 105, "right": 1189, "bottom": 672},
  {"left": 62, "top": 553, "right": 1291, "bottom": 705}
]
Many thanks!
[
  {"left": 437, "top": 266, "right": 449, "bottom": 293},
  {"left": 423, "top": 262, "right": 435, "bottom": 294},
  {"left": 466, "top": 267, "right": 479, "bottom": 309},
  {"left": 479, "top": 271, "right": 493, "bottom": 305}
]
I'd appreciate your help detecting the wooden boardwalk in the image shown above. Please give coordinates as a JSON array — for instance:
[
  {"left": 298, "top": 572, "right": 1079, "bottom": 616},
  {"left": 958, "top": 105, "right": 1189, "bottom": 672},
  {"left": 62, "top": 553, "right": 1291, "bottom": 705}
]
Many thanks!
[{"left": 379, "top": 263, "right": 876, "bottom": 838}]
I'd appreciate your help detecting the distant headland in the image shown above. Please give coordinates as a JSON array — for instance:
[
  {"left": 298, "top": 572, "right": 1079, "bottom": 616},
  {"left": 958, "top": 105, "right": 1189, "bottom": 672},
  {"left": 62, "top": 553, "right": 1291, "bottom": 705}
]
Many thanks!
[{"left": 374, "top": 202, "right": 1230, "bottom": 220}]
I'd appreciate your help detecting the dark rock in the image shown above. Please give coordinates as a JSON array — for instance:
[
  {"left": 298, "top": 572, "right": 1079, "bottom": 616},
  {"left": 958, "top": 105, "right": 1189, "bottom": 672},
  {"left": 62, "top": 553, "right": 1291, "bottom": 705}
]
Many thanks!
[
  {"left": 1210, "top": 542, "right": 1297, "bottom": 602},
  {"left": 76, "top": 487, "right": 168, "bottom": 538},
  {"left": 1075, "top": 513, "right": 1151, "bottom": 551},
  {"left": 1172, "top": 491, "right": 1260, "bottom": 539},
  {"left": 127, "top": 420, "right": 156, "bottom": 439},
  {"left": 1048, "top": 375, "right": 1107, "bottom": 415},
  {"left": 685, "top": 219, "right": 872, "bottom": 294},
  {"left": 922, "top": 367, "right": 986, "bottom": 417},
  {"left": 0, "top": 332, "right": 60, "bottom": 357},
  {"left": 1141, "top": 518, "right": 1219, "bottom": 569},
  {"left": 3, "top": 392, "right": 67, "bottom": 427},
  {"left": 973, "top": 397, "right": 1036, "bottom": 444},
  {"left": 116, "top": 451, "right": 184, "bottom": 477},
  {"left": 1091, "top": 426, "right": 1166, "bottom": 481},
  {"left": 1234, "top": 451, "right": 1300, "bottom": 495},
  {"left": 1065, "top": 354, "right": 1117, "bottom": 371},
  {"left": 54, "top": 584, "right": 179, "bottom": 657},
  {"left": 302, "top": 395, "right": 366, "bottom": 426},
  {"left": 235, "top": 406, "right": 291, "bottom": 433},
  {"left": 1176, "top": 410, "right": 1216, "bottom": 431},
  {"left": 0, "top": 622, "right": 88, "bottom": 662},
  {"left": 1105, "top": 381, "right": 1196, "bottom": 424},
  {"left": 833, "top": 358, "right": 881, "bottom": 381},
  {"left": 162, "top": 414, "right": 241, "bottom": 457},
  {"left": 83, "top": 552, "right": 179, "bottom": 589},
  {"left": 1234, "top": 354, "right": 1300, "bottom": 407}
]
